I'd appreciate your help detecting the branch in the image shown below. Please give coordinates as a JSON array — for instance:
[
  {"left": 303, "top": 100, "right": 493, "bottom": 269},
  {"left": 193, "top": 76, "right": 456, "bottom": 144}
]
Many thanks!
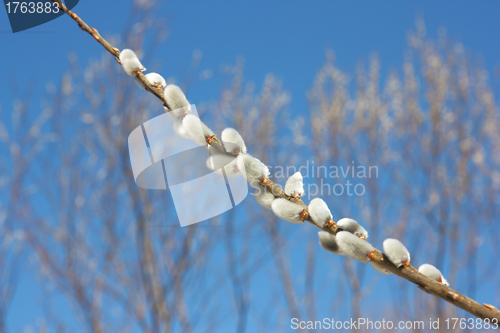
[
  {"left": 52, "top": 0, "right": 500, "bottom": 322},
  {"left": 368, "top": 252, "right": 500, "bottom": 320}
]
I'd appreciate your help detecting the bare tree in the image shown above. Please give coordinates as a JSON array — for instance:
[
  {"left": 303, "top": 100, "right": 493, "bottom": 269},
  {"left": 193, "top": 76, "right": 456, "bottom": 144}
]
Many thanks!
[{"left": 1, "top": 1, "right": 499, "bottom": 332}]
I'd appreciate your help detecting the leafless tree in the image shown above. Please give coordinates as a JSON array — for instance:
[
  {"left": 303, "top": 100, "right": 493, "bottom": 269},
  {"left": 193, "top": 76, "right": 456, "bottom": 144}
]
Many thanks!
[{"left": 0, "top": 2, "right": 499, "bottom": 332}]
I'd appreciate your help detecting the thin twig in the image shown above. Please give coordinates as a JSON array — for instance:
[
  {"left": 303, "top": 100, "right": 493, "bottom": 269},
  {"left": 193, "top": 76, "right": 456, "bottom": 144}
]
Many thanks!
[{"left": 52, "top": 0, "right": 500, "bottom": 322}]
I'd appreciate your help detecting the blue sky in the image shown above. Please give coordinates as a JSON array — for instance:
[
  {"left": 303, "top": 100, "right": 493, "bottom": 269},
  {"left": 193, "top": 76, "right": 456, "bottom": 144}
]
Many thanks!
[
  {"left": 1, "top": 0, "right": 499, "bottom": 331},
  {"left": 1, "top": 1, "right": 499, "bottom": 117}
]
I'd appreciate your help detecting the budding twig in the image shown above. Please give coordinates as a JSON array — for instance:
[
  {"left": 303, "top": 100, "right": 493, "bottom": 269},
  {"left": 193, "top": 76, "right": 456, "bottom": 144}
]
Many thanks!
[
  {"left": 51, "top": 1, "right": 118, "bottom": 61},
  {"left": 54, "top": 2, "right": 500, "bottom": 322}
]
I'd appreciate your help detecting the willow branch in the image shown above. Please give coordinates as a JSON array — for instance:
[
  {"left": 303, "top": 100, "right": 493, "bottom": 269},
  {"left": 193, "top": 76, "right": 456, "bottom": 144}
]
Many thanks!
[{"left": 53, "top": 1, "right": 500, "bottom": 322}]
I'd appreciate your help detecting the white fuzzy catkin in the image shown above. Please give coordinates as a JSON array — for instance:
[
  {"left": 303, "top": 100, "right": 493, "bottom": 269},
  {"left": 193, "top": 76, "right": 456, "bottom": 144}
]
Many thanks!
[
  {"left": 370, "top": 261, "right": 392, "bottom": 275},
  {"left": 383, "top": 238, "right": 411, "bottom": 268},
  {"left": 336, "top": 231, "right": 375, "bottom": 263},
  {"left": 441, "top": 276, "right": 449, "bottom": 286},
  {"left": 172, "top": 121, "right": 191, "bottom": 139},
  {"left": 206, "top": 154, "right": 239, "bottom": 176},
  {"left": 145, "top": 73, "right": 166, "bottom": 88},
  {"left": 182, "top": 114, "right": 214, "bottom": 146},
  {"left": 418, "top": 264, "right": 449, "bottom": 286},
  {"left": 165, "top": 106, "right": 191, "bottom": 121},
  {"left": 308, "top": 198, "right": 333, "bottom": 228},
  {"left": 134, "top": 73, "right": 166, "bottom": 90},
  {"left": 236, "top": 153, "right": 270, "bottom": 188},
  {"left": 271, "top": 198, "right": 305, "bottom": 224},
  {"left": 284, "top": 172, "right": 304, "bottom": 197},
  {"left": 254, "top": 189, "right": 275, "bottom": 210},
  {"left": 221, "top": 128, "right": 247, "bottom": 155},
  {"left": 318, "top": 231, "right": 343, "bottom": 255},
  {"left": 119, "top": 49, "right": 145, "bottom": 76},
  {"left": 164, "top": 85, "right": 191, "bottom": 120},
  {"left": 337, "top": 218, "right": 368, "bottom": 240}
]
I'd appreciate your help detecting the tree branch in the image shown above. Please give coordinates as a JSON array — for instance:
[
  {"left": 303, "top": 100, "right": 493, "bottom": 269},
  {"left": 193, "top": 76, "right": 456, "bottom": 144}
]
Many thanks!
[{"left": 52, "top": 0, "right": 500, "bottom": 322}]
